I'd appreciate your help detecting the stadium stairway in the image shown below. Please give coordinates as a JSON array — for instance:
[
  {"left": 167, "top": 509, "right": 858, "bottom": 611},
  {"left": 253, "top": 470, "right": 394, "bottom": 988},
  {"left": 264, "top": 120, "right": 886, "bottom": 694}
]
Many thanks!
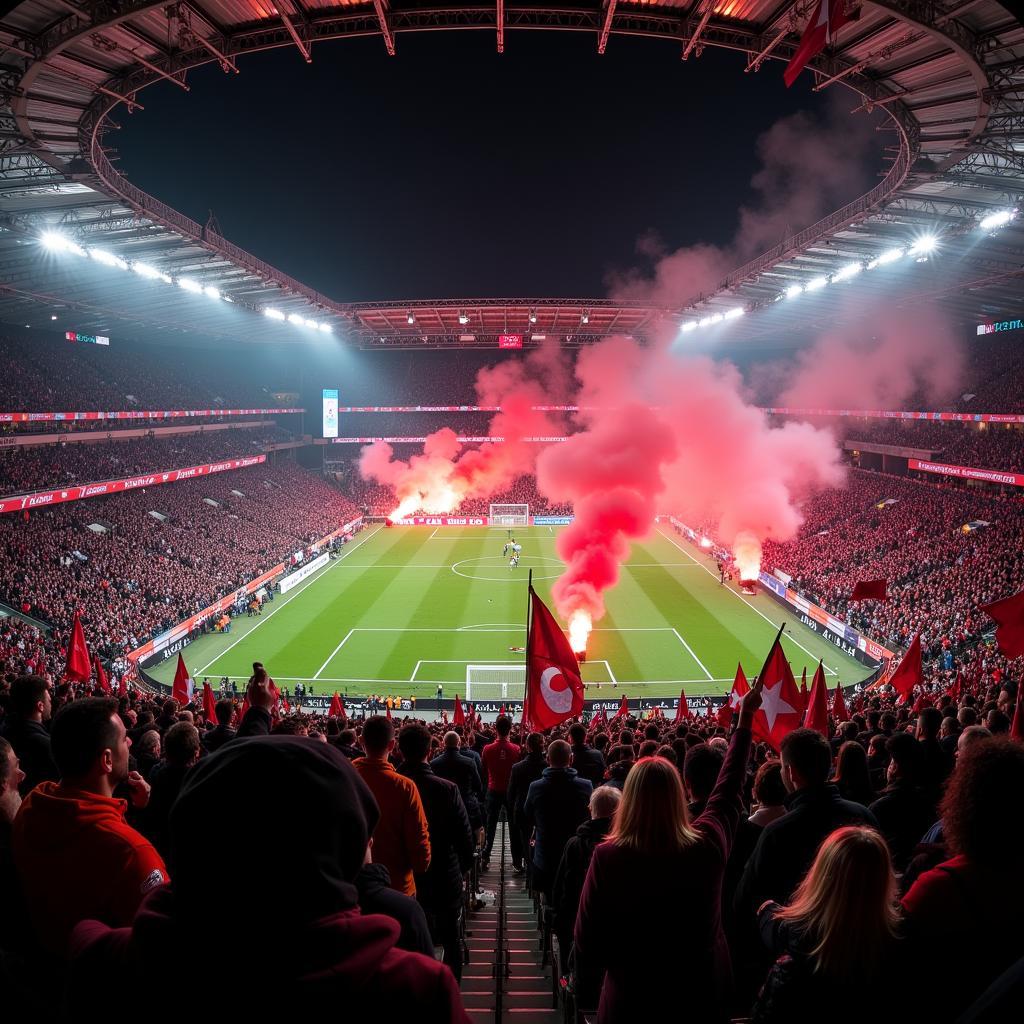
[{"left": 461, "top": 818, "right": 561, "bottom": 1023}]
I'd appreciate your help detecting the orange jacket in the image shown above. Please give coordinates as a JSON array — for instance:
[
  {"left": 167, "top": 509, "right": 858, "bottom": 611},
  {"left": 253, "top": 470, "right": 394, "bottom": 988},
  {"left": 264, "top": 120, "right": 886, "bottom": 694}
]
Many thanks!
[
  {"left": 13, "top": 782, "right": 169, "bottom": 955},
  {"left": 353, "top": 758, "right": 430, "bottom": 896}
]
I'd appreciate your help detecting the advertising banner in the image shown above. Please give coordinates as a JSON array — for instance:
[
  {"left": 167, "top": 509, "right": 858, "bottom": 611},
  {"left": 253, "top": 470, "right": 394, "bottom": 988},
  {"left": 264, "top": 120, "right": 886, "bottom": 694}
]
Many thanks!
[
  {"left": 533, "top": 516, "right": 574, "bottom": 525},
  {"left": 908, "top": 458, "right": 1023, "bottom": 487},
  {"left": 391, "top": 515, "right": 488, "bottom": 526},
  {"left": 332, "top": 436, "right": 568, "bottom": 444},
  {"left": 0, "top": 455, "right": 267, "bottom": 516},
  {"left": 768, "top": 407, "right": 1024, "bottom": 424},
  {"left": 279, "top": 552, "right": 330, "bottom": 593},
  {"left": 322, "top": 388, "right": 339, "bottom": 439},
  {"left": 0, "top": 408, "right": 303, "bottom": 424}
]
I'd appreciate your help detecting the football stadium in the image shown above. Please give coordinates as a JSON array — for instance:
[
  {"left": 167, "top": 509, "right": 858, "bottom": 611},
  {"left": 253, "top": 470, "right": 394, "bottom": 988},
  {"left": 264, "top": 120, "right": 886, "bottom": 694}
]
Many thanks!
[{"left": 1, "top": 0, "right": 1023, "bottom": 1020}]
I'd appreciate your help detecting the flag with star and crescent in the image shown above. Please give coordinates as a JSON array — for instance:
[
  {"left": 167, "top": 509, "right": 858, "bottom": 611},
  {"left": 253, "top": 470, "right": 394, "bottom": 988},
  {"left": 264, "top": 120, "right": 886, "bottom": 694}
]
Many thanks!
[
  {"left": 750, "top": 628, "right": 803, "bottom": 751},
  {"left": 523, "top": 586, "right": 585, "bottom": 731}
]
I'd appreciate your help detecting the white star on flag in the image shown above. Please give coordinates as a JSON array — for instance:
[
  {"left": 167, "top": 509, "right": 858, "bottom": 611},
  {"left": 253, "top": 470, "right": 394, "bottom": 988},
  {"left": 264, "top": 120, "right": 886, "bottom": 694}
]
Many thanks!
[{"left": 760, "top": 679, "right": 797, "bottom": 732}]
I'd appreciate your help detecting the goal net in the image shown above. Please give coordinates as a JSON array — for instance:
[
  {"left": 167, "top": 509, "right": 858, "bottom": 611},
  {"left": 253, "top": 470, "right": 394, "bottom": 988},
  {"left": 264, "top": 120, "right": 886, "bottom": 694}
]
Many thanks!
[
  {"left": 466, "top": 664, "right": 526, "bottom": 702},
  {"left": 489, "top": 503, "right": 529, "bottom": 527}
]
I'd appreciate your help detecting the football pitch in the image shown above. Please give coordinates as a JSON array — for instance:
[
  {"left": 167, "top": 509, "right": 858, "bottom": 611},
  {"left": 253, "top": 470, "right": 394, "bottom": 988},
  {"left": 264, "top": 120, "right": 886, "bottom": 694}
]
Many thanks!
[{"left": 147, "top": 523, "right": 871, "bottom": 699}]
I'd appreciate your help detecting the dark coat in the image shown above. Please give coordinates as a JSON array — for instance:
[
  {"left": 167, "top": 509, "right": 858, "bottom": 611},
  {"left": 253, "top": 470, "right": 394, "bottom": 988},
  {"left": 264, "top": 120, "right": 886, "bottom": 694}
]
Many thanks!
[
  {"left": 398, "top": 762, "right": 474, "bottom": 911},
  {"left": 869, "top": 780, "right": 936, "bottom": 872},
  {"left": 551, "top": 815, "right": 611, "bottom": 947},
  {"left": 0, "top": 717, "right": 57, "bottom": 796},
  {"left": 570, "top": 744, "right": 607, "bottom": 789},
  {"left": 142, "top": 762, "right": 194, "bottom": 862},
  {"left": 429, "top": 749, "right": 483, "bottom": 828},
  {"left": 507, "top": 752, "right": 546, "bottom": 835},
  {"left": 524, "top": 767, "right": 593, "bottom": 873},
  {"left": 734, "top": 784, "right": 878, "bottom": 919},
  {"left": 575, "top": 728, "right": 752, "bottom": 1024},
  {"left": 355, "top": 863, "right": 434, "bottom": 957},
  {"left": 201, "top": 724, "right": 236, "bottom": 753}
]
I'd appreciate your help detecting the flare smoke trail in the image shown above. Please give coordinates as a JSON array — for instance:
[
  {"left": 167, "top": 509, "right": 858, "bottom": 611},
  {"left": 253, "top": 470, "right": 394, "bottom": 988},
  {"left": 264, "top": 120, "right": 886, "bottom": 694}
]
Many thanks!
[
  {"left": 358, "top": 341, "right": 569, "bottom": 517},
  {"left": 536, "top": 336, "right": 845, "bottom": 640}
]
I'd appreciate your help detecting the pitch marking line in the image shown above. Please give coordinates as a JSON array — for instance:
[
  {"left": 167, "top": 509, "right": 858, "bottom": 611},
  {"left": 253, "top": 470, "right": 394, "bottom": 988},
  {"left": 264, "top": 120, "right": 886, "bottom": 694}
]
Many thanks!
[
  {"left": 195, "top": 525, "right": 383, "bottom": 675},
  {"left": 213, "top": 673, "right": 740, "bottom": 686},
  {"left": 313, "top": 629, "right": 355, "bottom": 680},
  {"left": 671, "top": 627, "right": 714, "bottom": 680},
  {"left": 412, "top": 659, "right": 617, "bottom": 684},
  {"left": 655, "top": 527, "right": 839, "bottom": 677}
]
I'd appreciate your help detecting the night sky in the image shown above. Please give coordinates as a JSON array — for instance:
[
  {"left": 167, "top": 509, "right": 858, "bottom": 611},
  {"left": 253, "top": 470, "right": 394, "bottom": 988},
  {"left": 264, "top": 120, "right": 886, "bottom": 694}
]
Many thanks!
[{"left": 114, "top": 30, "right": 874, "bottom": 303}]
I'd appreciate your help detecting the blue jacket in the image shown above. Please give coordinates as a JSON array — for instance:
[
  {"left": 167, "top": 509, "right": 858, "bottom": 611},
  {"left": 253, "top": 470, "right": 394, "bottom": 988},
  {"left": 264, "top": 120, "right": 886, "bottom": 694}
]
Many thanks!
[{"left": 524, "top": 767, "right": 592, "bottom": 872}]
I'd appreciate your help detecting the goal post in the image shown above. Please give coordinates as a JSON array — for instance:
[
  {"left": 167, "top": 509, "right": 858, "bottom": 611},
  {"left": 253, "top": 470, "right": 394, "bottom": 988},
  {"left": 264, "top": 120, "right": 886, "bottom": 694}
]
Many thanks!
[
  {"left": 466, "top": 664, "right": 526, "bottom": 702},
  {"left": 489, "top": 503, "right": 529, "bottom": 527}
]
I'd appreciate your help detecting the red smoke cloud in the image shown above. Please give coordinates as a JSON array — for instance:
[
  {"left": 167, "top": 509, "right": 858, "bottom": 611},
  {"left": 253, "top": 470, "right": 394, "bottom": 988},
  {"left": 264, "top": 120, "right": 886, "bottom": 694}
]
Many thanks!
[
  {"left": 536, "top": 335, "right": 845, "bottom": 634},
  {"left": 359, "top": 341, "right": 569, "bottom": 516}
]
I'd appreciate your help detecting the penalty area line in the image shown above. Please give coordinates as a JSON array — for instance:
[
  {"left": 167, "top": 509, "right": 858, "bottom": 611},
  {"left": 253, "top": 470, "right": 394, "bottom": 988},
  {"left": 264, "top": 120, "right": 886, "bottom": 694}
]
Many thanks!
[
  {"left": 671, "top": 628, "right": 714, "bottom": 681},
  {"left": 313, "top": 629, "right": 356, "bottom": 680}
]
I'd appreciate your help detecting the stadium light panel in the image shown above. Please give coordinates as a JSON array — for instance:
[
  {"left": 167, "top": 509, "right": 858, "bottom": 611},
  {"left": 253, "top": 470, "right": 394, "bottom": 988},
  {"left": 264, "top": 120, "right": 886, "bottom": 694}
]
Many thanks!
[
  {"left": 304, "top": 318, "right": 319, "bottom": 329},
  {"left": 979, "top": 209, "right": 1017, "bottom": 232},
  {"left": 264, "top": 308, "right": 286, "bottom": 321},
  {"left": 41, "top": 231, "right": 86, "bottom": 257},
  {"left": 874, "top": 247, "right": 904, "bottom": 267},
  {"left": 907, "top": 235, "right": 938, "bottom": 259},
  {"left": 133, "top": 262, "right": 172, "bottom": 283},
  {"left": 581, "top": 311, "right": 590, "bottom": 324},
  {"left": 832, "top": 262, "right": 862, "bottom": 282},
  {"left": 458, "top": 313, "right": 470, "bottom": 325},
  {"left": 785, "top": 285, "right": 803, "bottom": 299},
  {"left": 529, "top": 312, "right": 537, "bottom": 324},
  {"left": 203, "top": 285, "right": 222, "bottom": 300},
  {"left": 288, "top": 313, "right": 305, "bottom": 326},
  {"left": 319, "top": 323, "right": 333, "bottom": 333},
  {"left": 723, "top": 306, "right": 745, "bottom": 320},
  {"left": 680, "top": 321, "right": 698, "bottom": 333},
  {"left": 90, "top": 248, "right": 127, "bottom": 270},
  {"left": 178, "top": 277, "right": 203, "bottom": 294},
  {"left": 806, "top": 276, "right": 828, "bottom": 291},
  {"left": 50, "top": 315, "right": 57, "bottom": 320},
  {"left": 406, "top": 312, "right": 415, "bottom": 324}
]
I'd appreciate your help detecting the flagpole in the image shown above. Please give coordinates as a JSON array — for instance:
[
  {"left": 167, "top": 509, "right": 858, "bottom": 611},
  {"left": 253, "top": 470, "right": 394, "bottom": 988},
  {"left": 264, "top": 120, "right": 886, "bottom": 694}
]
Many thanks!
[
  {"left": 755, "top": 622, "right": 787, "bottom": 683},
  {"left": 523, "top": 569, "right": 533, "bottom": 729}
]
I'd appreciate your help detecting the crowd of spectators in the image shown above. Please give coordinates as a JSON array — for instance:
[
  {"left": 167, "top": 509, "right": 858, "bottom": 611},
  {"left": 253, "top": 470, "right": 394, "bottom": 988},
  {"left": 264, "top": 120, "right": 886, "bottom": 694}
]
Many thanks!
[
  {"left": 760, "top": 470, "right": 1024, "bottom": 662},
  {"left": 1, "top": 665, "right": 1020, "bottom": 1020},
  {"left": 0, "top": 461, "right": 361, "bottom": 663}
]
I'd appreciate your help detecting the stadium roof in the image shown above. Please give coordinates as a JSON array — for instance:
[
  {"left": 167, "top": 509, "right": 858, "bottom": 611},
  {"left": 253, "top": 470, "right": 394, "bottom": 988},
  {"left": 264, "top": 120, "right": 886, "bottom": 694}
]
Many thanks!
[{"left": 0, "top": 1, "right": 1021, "bottom": 347}]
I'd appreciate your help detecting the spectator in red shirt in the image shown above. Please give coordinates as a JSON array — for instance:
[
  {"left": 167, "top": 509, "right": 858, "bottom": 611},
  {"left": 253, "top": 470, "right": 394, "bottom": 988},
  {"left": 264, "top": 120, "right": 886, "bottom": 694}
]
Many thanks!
[
  {"left": 12, "top": 697, "right": 166, "bottom": 955},
  {"left": 480, "top": 715, "right": 522, "bottom": 870}
]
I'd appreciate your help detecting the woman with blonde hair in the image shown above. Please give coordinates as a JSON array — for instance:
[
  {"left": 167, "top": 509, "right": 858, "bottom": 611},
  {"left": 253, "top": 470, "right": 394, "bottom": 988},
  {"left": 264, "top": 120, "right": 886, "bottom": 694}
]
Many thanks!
[
  {"left": 752, "top": 825, "right": 904, "bottom": 1022},
  {"left": 573, "top": 681, "right": 762, "bottom": 1023}
]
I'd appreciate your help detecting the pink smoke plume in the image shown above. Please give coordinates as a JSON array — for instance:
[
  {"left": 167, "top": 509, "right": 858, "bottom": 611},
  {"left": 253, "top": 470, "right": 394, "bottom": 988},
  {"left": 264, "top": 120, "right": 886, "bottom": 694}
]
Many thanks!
[
  {"left": 607, "top": 96, "right": 883, "bottom": 309},
  {"left": 536, "top": 336, "right": 845, "bottom": 637},
  {"left": 778, "top": 305, "right": 966, "bottom": 410},
  {"left": 359, "top": 341, "right": 569, "bottom": 517}
]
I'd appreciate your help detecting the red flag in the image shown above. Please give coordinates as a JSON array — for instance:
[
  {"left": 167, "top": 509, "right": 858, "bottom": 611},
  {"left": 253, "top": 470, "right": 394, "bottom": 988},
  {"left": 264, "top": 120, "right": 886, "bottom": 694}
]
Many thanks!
[
  {"left": 784, "top": 0, "right": 861, "bottom": 87},
  {"left": 804, "top": 661, "right": 829, "bottom": 736},
  {"left": 831, "top": 682, "right": 850, "bottom": 722},
  {"left": 751, "top": 629, "right": 802, "bottom": 750},
  {"left": 386, "top": 705, "right": 392, "bottom": 721},
  {"left": 93, "top": 655, "right": 110, "bottom": 695},
  {"left": 718, "top": 663, "right": 749, "bottom": 728},
  {"left": 499, "top": 704, "right": 507, "bottom": 717},
  {"left": 117, "top": 670, "right": 128, "bottom": 698},
  {"left": 674, "top": 689, "right": 691, "bottom": 724},
  {"left": 63, "top": 610, "right": 91, "bottom": 683},
  {"left": 979, "top": 590, "right": 1024, "bottom": 659},
  {"left": 171, "top": 653, "right": 195, "bottom": 706},
  {"left": 328, "top": 692, "right": 343, "bottom": 717},
  {"left": 612, "top": 695, "right": 629, "bottom": 721},
  {"left": 203, "top": 682, "right": 217, "bottom": 724},
  {"left": 888, "top": 633, "right": 923, "bottom": 704},
  {"left": 799, "top": 668, "right": 809, "bottom": 714},
  {"left": 238, "top": 697, "right": 250, "bottom": 724},
  {"left": 453, "top": 695, "right": 465, "bottom": 726},
  {"left": 850, "top": 579, "right": 888, "bottom": 602},
  {"left": 523, "top": 588, "right": 585, "bottom": 731},
  {"left": 338, "top": 701, "right": 347, "bottom": 724},
  {"left": 947, "top": 672, "right": 963, "bottom": 701}
]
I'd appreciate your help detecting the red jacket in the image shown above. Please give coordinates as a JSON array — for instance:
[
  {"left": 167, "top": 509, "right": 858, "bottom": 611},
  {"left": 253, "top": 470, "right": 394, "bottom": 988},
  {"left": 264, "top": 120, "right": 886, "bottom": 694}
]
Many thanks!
[
  {"left": 481, "top": 738, "right": 521, "bottom": 794},
  {"left": 13, "top": 782, "right": 168, "bottom": 954},
  {"left": 70, "top": 886, "right": 470, "bottom": 1022}
]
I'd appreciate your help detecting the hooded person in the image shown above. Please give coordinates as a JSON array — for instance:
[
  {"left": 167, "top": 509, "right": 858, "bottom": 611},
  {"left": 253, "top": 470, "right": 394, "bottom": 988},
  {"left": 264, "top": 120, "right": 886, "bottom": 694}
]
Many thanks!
[{"left": 67, "top": 737, "right": 470, "bottom": 1021}]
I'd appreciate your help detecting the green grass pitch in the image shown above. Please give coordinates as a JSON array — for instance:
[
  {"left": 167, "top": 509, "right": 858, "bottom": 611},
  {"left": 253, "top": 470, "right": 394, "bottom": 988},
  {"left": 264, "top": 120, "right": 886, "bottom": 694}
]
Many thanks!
[{"left": 147, "top": 523, "right": 871, "bottom": 700}]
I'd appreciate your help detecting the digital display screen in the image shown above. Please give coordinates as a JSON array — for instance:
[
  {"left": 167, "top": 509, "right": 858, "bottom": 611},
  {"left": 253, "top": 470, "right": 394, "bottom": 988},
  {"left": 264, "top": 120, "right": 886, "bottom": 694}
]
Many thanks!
[
  {"left": 66, "top": 331, "right": 110, "bottom": 346},
  {"left": 498, "top": 334, "right": 523, "bottom": 349},
  {"left": 977, "top": 319, "right": 1022, "bottom": 335},
  {"left": 322, "top": 388, "right": 339, "bottom": 438}
]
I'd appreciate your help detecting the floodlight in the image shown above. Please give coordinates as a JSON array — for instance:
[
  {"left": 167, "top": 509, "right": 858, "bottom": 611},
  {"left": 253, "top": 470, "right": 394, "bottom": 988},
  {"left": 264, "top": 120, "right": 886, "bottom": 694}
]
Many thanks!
[
  {"left": 203, "top": 286, "right": 221, "bottom": 300},
  {"left": 90, "top": 248, "right": 127, "bottom": 270},
  {"left": 178, "top": 277, "right": 203, "bottom": 293},
  {"left": 319, "top": 323, "right": 333, "bottom": 333},
  {"left": 832, "top": 262, "right": 862, "bottom": 282},
  {"left": 979, "top": 209, "right": 1017, "bottom": 232},
  {"left": 288, "top": 313, "right": 304, "bottom": 326},
  {"left": 806, "top": 276, "right": 828, "bottom": 291},
  {"left": 264, "top": 308, "right": 286, "bottom": 321},
  {"left": 680, "top": 321, "right": 698, "bottom": 333},
  {"left": 723, "top": 306, "right": 745, "bottom": 320},
  {"left": 785, "top": 285, "right": 803, "bottom": 299}
]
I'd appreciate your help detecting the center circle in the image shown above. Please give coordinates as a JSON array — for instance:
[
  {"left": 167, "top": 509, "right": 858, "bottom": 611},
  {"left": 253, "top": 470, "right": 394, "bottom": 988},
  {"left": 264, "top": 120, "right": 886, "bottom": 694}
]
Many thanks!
[{"left": 452, "top": 555, "right": 564, "bottom": 582}]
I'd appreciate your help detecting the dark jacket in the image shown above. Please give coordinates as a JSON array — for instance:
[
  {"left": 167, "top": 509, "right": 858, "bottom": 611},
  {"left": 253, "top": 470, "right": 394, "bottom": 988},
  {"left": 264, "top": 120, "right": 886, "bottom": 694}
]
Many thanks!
[
  {"left": 551, "top": 815, "right": 611, "bottom": 948},
  {"left": 507, "top": 752, "right": 546, "bottom": 835},
  {"left": 142, "top": 762, "right": 194, "bottom": 862},
  {"left": 430, "top": 749, "right": 483, "bottom": 828},
  {"left": 398, "top": 762, "right": 474, "bottom": 911},
  {"left": 355, "top": 863, "right": 434, "bottom": 957},
  {"left": 201, "top": 724, "right": 236, "bottom": 753},
  {"left": 869, "top": 780, "right": 936, "bottom": 872},
  {"left": 752, "top": 902, "right": 907, "bottom": 1023},
  {"left": 524, "top": 767, "right": 593, "bottom": 874},
  {"left": 734, "top": 784, "right": 877, "bottom": 919},
  {"left": 575, "top": 727, "right": 753, "bottom": 1024},
  {"left": 603, "top": 759, "right": 632, "bottom": 791},
  {"left": 570, "top": 744, "right": 607, "bottom": 789},
  {"left": 0, "top": 717, "right": 57, "bottom": 796}
]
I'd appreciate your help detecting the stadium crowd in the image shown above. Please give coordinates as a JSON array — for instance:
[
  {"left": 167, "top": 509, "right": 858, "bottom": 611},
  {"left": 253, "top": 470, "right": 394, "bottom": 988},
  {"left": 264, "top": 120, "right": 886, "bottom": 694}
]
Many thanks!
[{"left": 1, "top": 662, "right": 1020, "bottom": 1020}]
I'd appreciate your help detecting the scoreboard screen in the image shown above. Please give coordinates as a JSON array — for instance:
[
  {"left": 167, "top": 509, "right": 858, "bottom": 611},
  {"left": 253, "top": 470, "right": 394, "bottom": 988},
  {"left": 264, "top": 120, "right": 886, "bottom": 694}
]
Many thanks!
[{"left": 322, "top": 389, "right": 339, "bottom": 438}]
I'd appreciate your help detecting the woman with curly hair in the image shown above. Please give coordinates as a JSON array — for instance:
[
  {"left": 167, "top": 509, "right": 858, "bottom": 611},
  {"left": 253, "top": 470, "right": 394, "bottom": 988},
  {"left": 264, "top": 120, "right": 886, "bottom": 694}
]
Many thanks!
[
  {"left": 902, "top": 736, "right": 1024, "bottom": 1018},
  {"left": 752, "top": 826, "right": 904, "bottom": 1022}
]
